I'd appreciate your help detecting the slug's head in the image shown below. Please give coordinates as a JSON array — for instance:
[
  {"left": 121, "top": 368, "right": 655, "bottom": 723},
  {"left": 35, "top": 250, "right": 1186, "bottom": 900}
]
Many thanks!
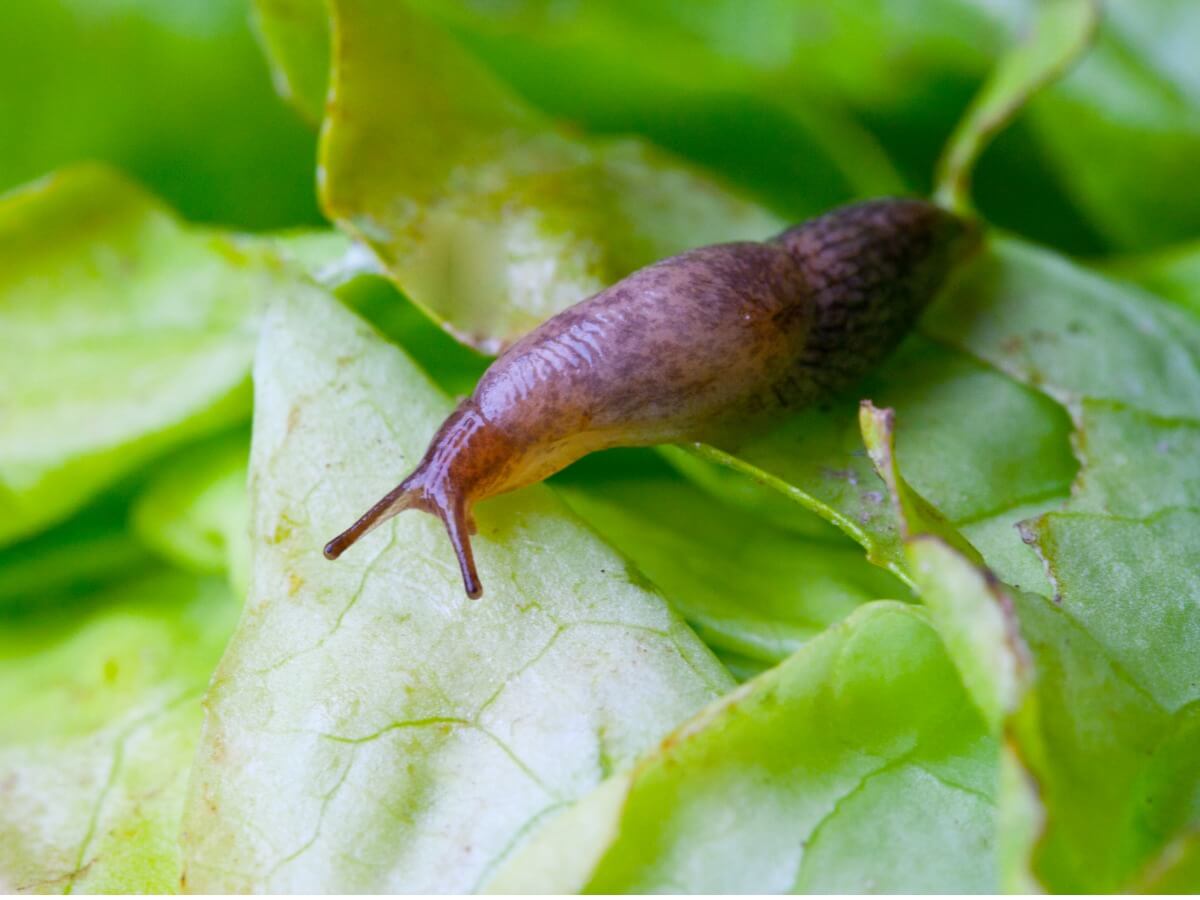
[{"left": 324, "top": 403, "right": 492, "bottom": 599}]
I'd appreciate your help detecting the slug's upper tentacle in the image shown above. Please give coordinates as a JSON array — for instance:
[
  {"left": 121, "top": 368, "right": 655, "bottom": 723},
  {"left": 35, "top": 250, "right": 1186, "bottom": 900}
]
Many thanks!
[{"left": 325, "top": 198, "right": 981, "bottom": 598}]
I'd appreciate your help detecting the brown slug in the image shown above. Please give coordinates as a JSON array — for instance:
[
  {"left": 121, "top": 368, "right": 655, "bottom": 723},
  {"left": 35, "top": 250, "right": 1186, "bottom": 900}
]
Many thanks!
[{"left": 325, "top": 198, "right": 980, "bottom": 598}]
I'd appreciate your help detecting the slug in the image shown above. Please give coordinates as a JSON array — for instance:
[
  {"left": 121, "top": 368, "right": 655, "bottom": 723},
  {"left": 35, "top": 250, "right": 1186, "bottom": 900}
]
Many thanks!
[{"left": 325, "top": 198, "right": 980, "bottom": 598}]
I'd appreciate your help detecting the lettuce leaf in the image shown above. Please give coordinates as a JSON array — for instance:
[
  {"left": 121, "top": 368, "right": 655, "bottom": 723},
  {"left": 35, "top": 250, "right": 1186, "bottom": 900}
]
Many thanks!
[
  {"left": 259, "top": 0, "right": 781, "bottom": 352},
  {"left": 1106, "top": 240, "right": 1200, "bottom": 318},
  {"left": 0, "top": 494, "right": 149, "bottom": 613},
  {"left": 0, "top": 571, "right": 239, "bottom": 893},
  {"left": 935, "top": 0, "right": 1097, "bottom": 214},
  {"left": 0, "top": 166, "right": 278, "bottom": 546},
  {"left": 132, "top": 431, "right": 251, "bottom": 594},
  {"left": 0, "top": 0, "right": 318, "bottom": 229},
  {"left": 556, "top": 470, "right": 909, "bottom": 667},
  {"left": 180, "top": 278, "right": 731, "bottom": 891},
  {"left": 487, "top": 602, "right": 997, "bottom": 893},
  {"left": 930, "top": 254, "right": 1200, "bottom": 890},
  {"left": 679, "top": 329, "right": 1076, "bottom": 593},
  {"left": 1024, "top": 0, "right": 1200, "bottom": 249}
]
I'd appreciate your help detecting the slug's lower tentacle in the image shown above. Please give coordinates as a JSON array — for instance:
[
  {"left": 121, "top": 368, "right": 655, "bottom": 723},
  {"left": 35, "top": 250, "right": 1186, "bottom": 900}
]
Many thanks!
[{"left": 439, "top": 499, "right": 481, "bottom": 599}]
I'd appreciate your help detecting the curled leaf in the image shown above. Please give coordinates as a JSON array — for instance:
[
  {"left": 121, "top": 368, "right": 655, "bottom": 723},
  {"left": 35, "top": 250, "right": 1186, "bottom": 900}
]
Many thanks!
[{"left": 316, "top": 0, "right": 780, "bottom": 352}]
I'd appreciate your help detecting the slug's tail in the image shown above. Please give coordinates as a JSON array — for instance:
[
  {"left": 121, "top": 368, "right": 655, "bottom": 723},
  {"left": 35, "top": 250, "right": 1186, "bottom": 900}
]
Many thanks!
[{"left": 323, "top": 472, "right": 483, "bottom": 599}]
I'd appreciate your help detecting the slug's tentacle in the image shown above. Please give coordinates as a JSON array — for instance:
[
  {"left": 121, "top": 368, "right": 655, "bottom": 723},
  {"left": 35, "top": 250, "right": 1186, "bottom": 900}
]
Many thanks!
[
  {"left": 325, "top": 198, "right": 980, "bottom": 600},
  {"left": 322, "top": 477, "right": 420, "bottom": 561},
  {"left": 440, "top": 499, "right": 482, "bottom": 600}
]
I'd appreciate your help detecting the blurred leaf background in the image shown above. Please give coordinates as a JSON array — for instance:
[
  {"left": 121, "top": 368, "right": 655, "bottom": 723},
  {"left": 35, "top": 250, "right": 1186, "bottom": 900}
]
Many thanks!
[
  {"left": 3, "top": 0, "right": 1200, "bottom": 893},
  {"left": 0, "top": 0, "right": 320, "bottom": 228}
]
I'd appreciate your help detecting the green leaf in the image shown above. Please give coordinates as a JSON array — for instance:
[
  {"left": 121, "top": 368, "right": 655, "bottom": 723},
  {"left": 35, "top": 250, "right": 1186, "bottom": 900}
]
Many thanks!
[
  {"left": 555, "top": 467, "right": 910, "bottom": 667},
  {"left": 935, "top": 0, "right": 1098, "bottom": 213},
  {"left": 0, "top": 571, "right": 240, "bottom": 893},
  {"left": 854, "top": 236, "right": 1200, "bottom": 888},
  {"left": 315, "top": 0, "right": 780, "bottom": 352},
  {"left": 678, "top": 329, "right": 1075, "bottom": 594},
  {"left": 407, "top": 2, "right": 1200, "bottom": 255},
  {"left": 257, "top": 0, "right": 906, "bottom": 219},
  {"left": 253, "top": 0, "right": 330, "bottom": 127},
  {"left": 334, "top": 275, "right": 491, "bottom": 398},
  {"left": 1105, "top": 240, "right": 1200, "bottom": 318},
  {"left": 853, "top": 404, "right": 1196, "bottom": 891},
  {"left": 252, "top": 228, "right": 370, "bottom": 289},
  {"left": 179, "top": 277, "right": 731, "bottom": 891},
  {"left": 486, "top": 602, "right": 997, "bottom": 893},
  {"left": 0, "top": 497, "right": 150, "bottom": 612},
  {"left": 859, "top": 402, "right": 1029, "bottom": 733},
  {"left": 670, "top": 225, "right": 1200, "bottom": 890},
  {"left": 1132, "top": 830, "right": 1200, "bottom": 893},
  {"left": 405, "top": 2, "right": 907, "bottom": 214},
  {"left": 1024, "top": 1, "right": 1200, "bottom": 249},
  {"left": 0, "top": 165, "right": 297, "bottom": 547},
  {"left": 0, "top": 0, "right": 319, "bottom": 229},
  {"left": 413, "top": 0, "right": 1004, "bottom": 115},
  {"left": 408, "top": 1, "right": 1108, "bottom": 253},
  {"left": 132, "top": 431, "right": 251, "bottom": 593},
  {"left": 925, "top": 238, "right": 1200, "bottom": 418}
]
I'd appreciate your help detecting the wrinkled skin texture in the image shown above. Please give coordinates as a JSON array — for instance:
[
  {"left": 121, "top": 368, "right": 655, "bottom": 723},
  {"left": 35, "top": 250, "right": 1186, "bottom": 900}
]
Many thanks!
[{"left": 326, "top": 198, "right": 979, "bottom": 596}]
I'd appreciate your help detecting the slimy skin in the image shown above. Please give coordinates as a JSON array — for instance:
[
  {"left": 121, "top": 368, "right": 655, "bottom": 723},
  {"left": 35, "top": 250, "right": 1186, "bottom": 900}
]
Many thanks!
[{"left": 325, "top": 198, "right": 980, "bottom": 597}]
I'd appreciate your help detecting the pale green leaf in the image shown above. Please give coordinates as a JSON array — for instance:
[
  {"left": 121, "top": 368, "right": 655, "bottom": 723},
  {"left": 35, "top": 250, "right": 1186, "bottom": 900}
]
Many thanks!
[
  {"left": 855, "top": 237, "right": 1200, "bottom": 889},
  {"left": 925, "top": 238, "right": 1200, "bottom": 419},
  {"left": 858, "top": 401, "right": 1029, "bottom": 733},
  {"left": 0, "top": 166, "right": 285, "bottom": 546},
  {"left": 0, "top": 571, "right": 239, "bottom": 893},
  {"left": 132, "top": 431, "right": 250, "bottom": 593},
  {"left": 679, "top": 329, "right": 1075, "bottom": 594},
  {"left": 680, "top": 228, "right": 1200, "bottom": 890},
  {"left": 179, "top": 277, "right": 731, "bottom": 891}
]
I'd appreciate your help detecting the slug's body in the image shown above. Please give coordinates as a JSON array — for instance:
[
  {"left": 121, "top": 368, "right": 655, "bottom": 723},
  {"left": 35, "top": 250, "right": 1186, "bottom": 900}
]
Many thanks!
[{"left": 326, "top": 198, "right": 979, "bottom": 597}]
